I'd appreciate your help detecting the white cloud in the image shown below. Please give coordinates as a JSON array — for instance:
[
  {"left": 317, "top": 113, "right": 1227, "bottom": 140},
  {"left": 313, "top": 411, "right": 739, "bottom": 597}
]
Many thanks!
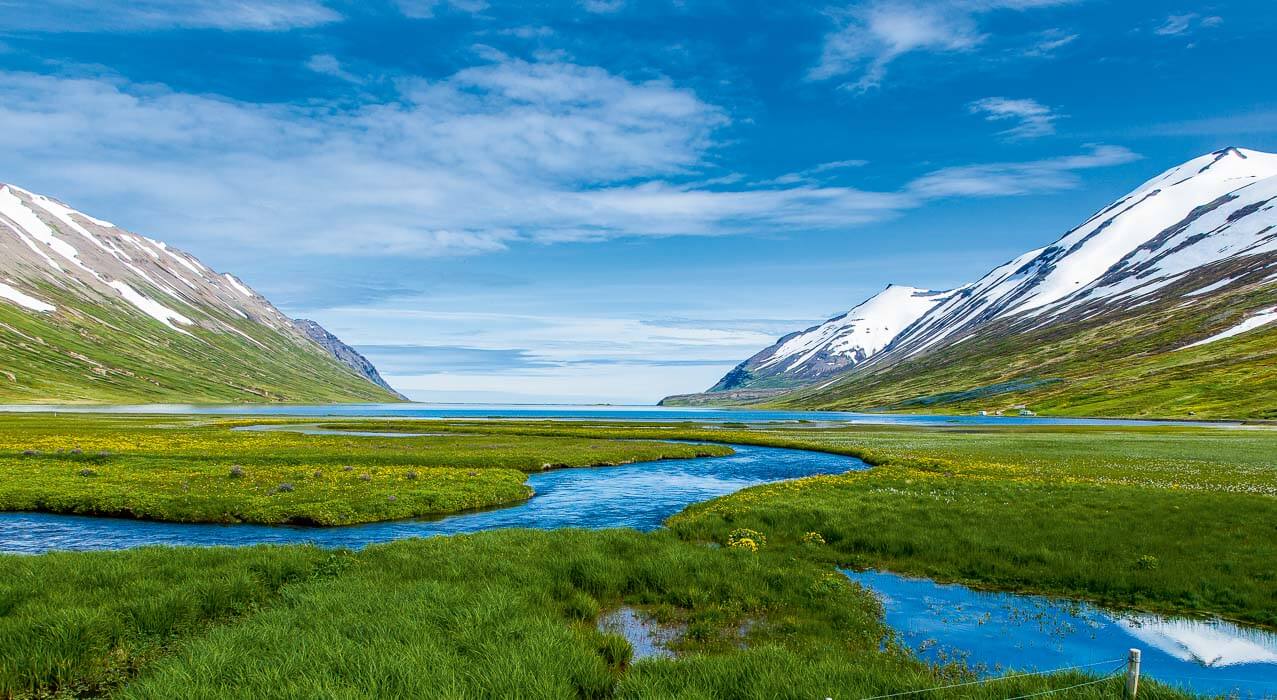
[
  {"left": 968, "top": 96, "right": 1061, "bottom": 139},
  {"left": 314, "top": 307, "right": 780, "bottom": 403},
  {"left": 1153, "top": 13, "right": 1222, "bottom": 36},
  {"left": 305, "top": 54, "right": 364, "bottom": 84},
  {"left": 1155, "top": 14, "right": 1194, "bottom": 35},
  {"left": 393, "top": 0, "right": 489, "bottom": 19},
  {"left": 810, "top": 0, "right": 1080, "bottom": 90},
  {"left": 0, "top": 0, "right": 340, "bottom": 32},
  {"left": 582, "top": 0, "right": 626, "bottom": 13},
  {"left": 907, "top": 144, "right": 1140, "bottom": 198},
  {"left": 1023, "top": 29, "right": 1078, "bottom": 56},
  {"left": 0, "top": 61, "right": 1135, "bottom": 259}
]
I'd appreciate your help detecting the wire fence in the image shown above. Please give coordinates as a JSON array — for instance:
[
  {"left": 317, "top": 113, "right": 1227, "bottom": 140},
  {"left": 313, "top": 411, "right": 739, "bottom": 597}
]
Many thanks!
[{"left": 856, "top": 658, "right": 1130, "bottom": 700}]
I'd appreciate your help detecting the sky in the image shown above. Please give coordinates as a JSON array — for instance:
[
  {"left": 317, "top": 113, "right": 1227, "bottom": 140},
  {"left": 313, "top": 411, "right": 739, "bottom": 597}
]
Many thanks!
[{"left": 2, "top": 0, "right": 1275, "bottom": 404}]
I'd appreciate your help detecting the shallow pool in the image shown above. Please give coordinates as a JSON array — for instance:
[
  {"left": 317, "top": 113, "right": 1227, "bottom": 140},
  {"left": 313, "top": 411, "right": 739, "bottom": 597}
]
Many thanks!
[{"left": 845, "top": 569, "right": 1277, "bottom": 698}]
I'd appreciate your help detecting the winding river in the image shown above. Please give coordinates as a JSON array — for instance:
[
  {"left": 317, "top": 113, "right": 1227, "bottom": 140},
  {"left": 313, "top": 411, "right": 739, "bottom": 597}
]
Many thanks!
[
  {"left": 1, "top": 417, "right": 1274, "bottom": 696},
  {"left": 0, "top": 442, "right": 861, "bottom": 552}
]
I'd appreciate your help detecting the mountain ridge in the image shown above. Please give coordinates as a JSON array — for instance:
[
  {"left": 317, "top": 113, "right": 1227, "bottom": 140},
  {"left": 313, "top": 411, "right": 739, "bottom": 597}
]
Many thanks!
[
  {"left": 294, "top": 319, "right": 409, "bottom": 401},
  {"left": 666, "top": 147, "right": 1277, "bottom": 418},
  {"left": 0, "top": 183, "right": 405, "bottom": 404}
]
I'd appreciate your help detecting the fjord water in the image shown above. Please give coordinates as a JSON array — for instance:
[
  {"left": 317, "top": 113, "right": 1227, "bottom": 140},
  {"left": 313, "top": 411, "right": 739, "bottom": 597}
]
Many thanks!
[
  {"left": 0, "top": 402, "right": 1241, "bottom": 427},
  {"left": 845, "top": 570, "right": 1277, "bottom": 698},
  {"left": 0, "top": 444, "right": 862, "bottom": 553}
]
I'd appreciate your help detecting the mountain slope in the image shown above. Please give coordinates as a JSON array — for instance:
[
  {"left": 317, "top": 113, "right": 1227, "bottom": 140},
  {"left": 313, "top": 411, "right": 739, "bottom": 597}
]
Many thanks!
[
  {"left": 0, "top": 183, "right": 404, "bottom": 404},
  {"left": 295, "top": 319, "right": 409, "bottom": 401},
  {"left": 673, "top": 148, "right": 1277, "bottom": 419},
  {"left": 707, "top": 285, "right": 965, "bottom": 392}
]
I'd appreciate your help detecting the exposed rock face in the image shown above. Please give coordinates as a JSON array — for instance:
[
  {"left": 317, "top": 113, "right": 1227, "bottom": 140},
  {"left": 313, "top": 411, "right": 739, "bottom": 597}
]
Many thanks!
[{"left": 294, "top": 319, "right": 408, "bottom": 401}]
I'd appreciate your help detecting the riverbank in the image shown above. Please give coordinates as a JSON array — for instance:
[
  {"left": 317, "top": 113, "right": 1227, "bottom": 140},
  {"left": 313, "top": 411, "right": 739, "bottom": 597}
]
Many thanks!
[
  {"left": 0, "top": 414, "right": 730, "bottom": 526},
  {"left": 310, "top": 418, "right": 1277, "bottom": 628},
  {"left": 2, "top": 414, "right": 1272, "bottom": 697},
  {"left": 1, "top": 530, "right": 1201, "bottom": 699}
]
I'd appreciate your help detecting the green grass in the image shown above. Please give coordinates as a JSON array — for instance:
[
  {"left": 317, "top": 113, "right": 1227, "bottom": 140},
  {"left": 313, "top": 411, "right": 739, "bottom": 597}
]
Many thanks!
[
  {"left": 0, "top": 415, "right": 730, "bottom": 525},
  {"left": 0, "top": 282, "right": 401, "bottom": 404},
  {"left": 313, "top": 419, "right": 1277, "bottom": 625},
  {"left": 0, "top": 531, "right": 1194, "bottom": 700},
  {"left": 0, "top": 414, "right": 1269, "bottom": 697}
]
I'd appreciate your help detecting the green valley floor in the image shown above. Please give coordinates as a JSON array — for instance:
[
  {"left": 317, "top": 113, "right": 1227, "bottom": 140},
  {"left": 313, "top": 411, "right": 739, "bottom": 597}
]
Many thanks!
[{"left": 3, "top": 413, "right": 1274, "bottom": 698}]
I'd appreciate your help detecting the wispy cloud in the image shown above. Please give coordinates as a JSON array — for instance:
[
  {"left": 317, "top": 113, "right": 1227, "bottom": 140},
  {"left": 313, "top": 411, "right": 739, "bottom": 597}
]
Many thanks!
[
  {"left": 907, "top": 144, "right": 1140, "bottom": 198},
  {"left": 1147, "top": 110, "right": 1277, "bottom": 137},
  {"left": 305, "top": 54, "right": 364, "bottom": 84},
  {"left": 1023, "top": 29, "right": 1078, "bottom": 56},
  {"left": 0, "top": 0, "right": 341, "bottom": 32},
  {"left": 320, "top": 307, "right": 782, "bottom": 402},
  {"left": 393, "top": 0, "right": 489, "bottom": 20},
  {"left": 0, "top": 60, "right": 1135, "bottom": 259},
  {"left": 1154, "top": 13, "right": 1223, "bottom": 36},
  {"left": 809, "top": 0, "right": 1081, "bottom": 91},
  {"left": 968, "top": 96, "right": 1061, "bottom": 139},
  {"left": 581, "top": 0, "right": 626, "bottom": 13}
]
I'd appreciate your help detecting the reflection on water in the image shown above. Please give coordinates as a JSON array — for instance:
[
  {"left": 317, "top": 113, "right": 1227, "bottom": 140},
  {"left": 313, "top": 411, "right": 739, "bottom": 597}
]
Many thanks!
[
  {"left": 597, "top": 607, "right": 680, "bottom": 661},
  {"left": 0, "top": 444, "right": 863, "bottom": 553},
  {"left": 845, "top": 569, "right": 1277, "bottom": 698},
  {"left": 1120, "top": 615, "right": 1277, "bottom": 668}
]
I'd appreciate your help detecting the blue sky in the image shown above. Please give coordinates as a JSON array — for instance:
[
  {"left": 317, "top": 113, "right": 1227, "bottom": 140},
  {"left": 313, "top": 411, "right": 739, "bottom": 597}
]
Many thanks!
[{"left": 2, "top": 0, "right": 1275, "bottom": 403}]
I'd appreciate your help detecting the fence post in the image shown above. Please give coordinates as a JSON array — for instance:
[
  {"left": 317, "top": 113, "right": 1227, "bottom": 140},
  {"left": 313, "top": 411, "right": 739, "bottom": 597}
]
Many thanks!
[{"left": 1124, "top": 648, "right": 1141, "bottom": 699}]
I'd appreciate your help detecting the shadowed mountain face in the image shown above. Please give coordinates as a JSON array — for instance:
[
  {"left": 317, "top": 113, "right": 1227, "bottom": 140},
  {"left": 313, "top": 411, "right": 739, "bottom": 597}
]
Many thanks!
[
  {"left": 0, "top": 183, "right": 403, "bottom": 403},
  {"left": 294, "top": 319, "right": 408, "bottom": 401},
  {"left": 670, "top": 148, "right": 1277, "bottom": 418}
]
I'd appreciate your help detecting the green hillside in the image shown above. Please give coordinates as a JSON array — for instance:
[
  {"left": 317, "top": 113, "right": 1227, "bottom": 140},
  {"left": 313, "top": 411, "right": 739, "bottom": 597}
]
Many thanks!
[{"left": 0, "top": 279, "right": 400, "bottom": 404}]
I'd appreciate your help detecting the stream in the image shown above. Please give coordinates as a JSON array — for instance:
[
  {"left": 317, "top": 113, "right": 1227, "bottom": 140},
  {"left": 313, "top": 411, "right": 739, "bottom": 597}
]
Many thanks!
[{"left": 1, "top": 423, "right": 1272, "bottom": 696}]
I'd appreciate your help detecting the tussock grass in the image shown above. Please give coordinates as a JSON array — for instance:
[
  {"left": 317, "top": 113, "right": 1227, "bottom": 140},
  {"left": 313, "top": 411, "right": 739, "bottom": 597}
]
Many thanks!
[{"left": 0, "top": 532, "right": 1194, "bottom": 699}]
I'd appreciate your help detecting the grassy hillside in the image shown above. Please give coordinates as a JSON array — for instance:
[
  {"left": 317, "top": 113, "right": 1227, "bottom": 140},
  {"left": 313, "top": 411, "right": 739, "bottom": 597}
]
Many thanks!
[
  {"left": 771, "top": 276, "right": 1277, "bottom": 419},
  {"left": 0, "top": 279, "right": 399, "bottom": 404}
]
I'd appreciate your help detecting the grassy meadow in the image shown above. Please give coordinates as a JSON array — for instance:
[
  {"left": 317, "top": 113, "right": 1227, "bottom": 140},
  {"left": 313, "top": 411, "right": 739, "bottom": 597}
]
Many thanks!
[
  {"left": 1, "top": 531, "right": 1195, "bottom": 700},
  {"left": 0, "top": 414, "right": 730, "bottom": 525},
  {"left": 0, "top": 413, "right": 1272, "bottom": 697},
  {"left": 313, "top": 418, "right": 1277, "bottom": 626}
]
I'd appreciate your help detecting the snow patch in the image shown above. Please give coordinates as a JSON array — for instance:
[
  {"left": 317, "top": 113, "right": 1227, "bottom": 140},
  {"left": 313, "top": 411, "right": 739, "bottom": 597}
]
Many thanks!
[
  {"left": 223, "top": 274, "right": 255, "bottom": 298},
  {"left": 1183, "top": 306, "right": 1277, "bottom": 349},
  {"left": 0, "top": 281, "right": 55, "bottom": 313},
  {"left": 1184, "top": 277, "right": 1239, "bottom": 297},
  {"left": 153, "top": 240, "right": 206, "bottom": 278},
  {"left": 108, "top": 281, "right": 194, "bottom": 333}
]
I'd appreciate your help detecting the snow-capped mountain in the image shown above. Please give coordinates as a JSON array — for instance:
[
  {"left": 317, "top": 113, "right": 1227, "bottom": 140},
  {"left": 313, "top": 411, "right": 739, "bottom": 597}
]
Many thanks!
[
  {"left": 710, "top": 285, "right": 965, "bottom": 391},
  {"left": 876, "top": 146, "right": 1277, "bottom": 361},
  {"left": 0, "top": 183, "right": 403, "bottom": 403},
  {"left": 678, "top": 148, "right": 1277, "bottom": 417}
]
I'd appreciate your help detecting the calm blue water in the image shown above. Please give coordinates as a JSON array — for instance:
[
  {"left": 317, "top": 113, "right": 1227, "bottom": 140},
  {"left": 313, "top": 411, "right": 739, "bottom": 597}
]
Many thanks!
[
  {"left": 846, "top": 570, "right": 1277, "bottom": 698},
  {"left": 0, "top": 402, "right": 1243, "bottom": 428},
  {"left": 0, "top": 443, "right": 862, "bottom": 553}
]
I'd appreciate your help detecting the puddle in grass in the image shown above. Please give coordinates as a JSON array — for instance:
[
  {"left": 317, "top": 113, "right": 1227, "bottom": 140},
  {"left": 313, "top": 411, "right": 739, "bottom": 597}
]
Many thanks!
[
  {"left": 845, "top": 569, "right": 1277, "bottom": 698},
  {"left": 597, "top": 607, "right": 681, "bottom": 661}
]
